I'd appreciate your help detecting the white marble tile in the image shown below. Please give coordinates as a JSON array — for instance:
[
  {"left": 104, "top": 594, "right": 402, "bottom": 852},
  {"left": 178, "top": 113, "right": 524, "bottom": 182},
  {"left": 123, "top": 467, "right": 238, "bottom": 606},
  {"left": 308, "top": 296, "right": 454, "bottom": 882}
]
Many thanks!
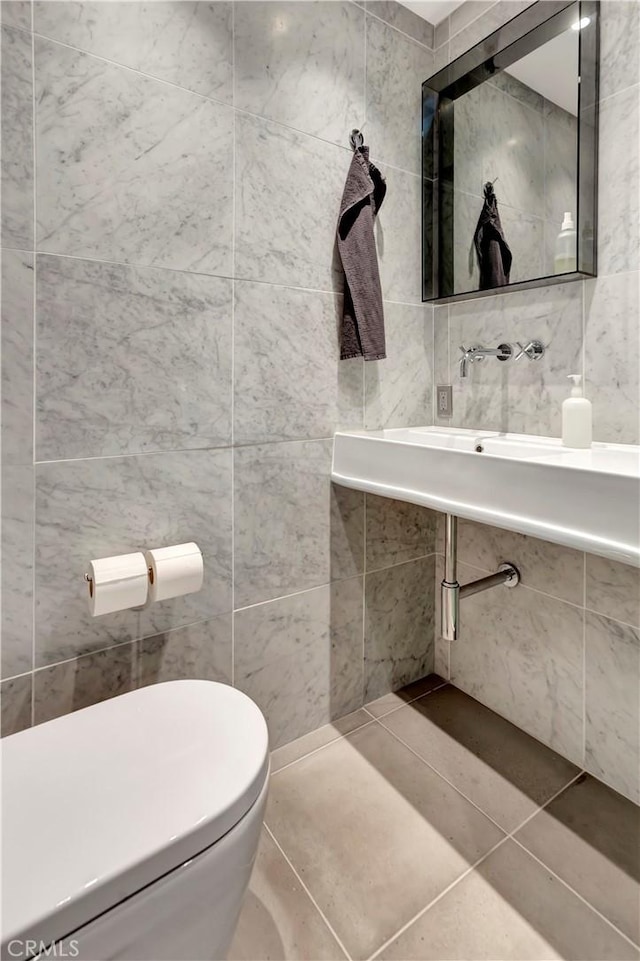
[
  {"left": 330, "top": 484, "right": 365, "bottom": 581},
  {"left": 233, "top": 281, "right": 362, "bottom": 445},
  {"left": 1, "top": 674, "right": 32, "bottom": 736},
  {"left": 450, "top": 563, "right": 584, "bottom": 765},
  {"left": 585, "top": 611, "right": 640, "bottom": 804},
  {"left": 34, "top": 1, "right": 233, "bottom": 101},
  {"left": 586, "top": 554, "right": 640, "bottom": 630},
  {"left": 35, "top": 449, "right": 232, "bottom": 666},
  {"left": 366, "top": 2, "right": 434, "bottom": 48},
  {"left": 36, "top": 255, "right": 232, "bottom": 459},
  {"left": 235, "top": 113, "right": 347, "bottom": 291},
  {"left": 447, "top": 280, "right": 583, "bottom": 436},
  {"left": 544, "top": 102, "right": 578, "bottom": 228},
  {"left": 597, "top": 84, "right": 640, "bottom": 277},
  {"left": 364, "top": 555, "right": 436, "bottom": 701},
  {"left": 584, "top": 270, "right": 640, "bottom": 445},
  {"left": 364, "top": 300, "right": 433, "bottom": 428},
  {"left": 137, "top": 614, "right": 232, "bottom": 688},
  {"left": 457, "top": 519, "right": 585, "bottom": 607},
  {"left": 234, "top": 440, "right": 332, "bottom": 608},
  {"left": 449, "top": 1, "right": 535, "bottom": 61},
  {"left": 374, "top": 167, "right": 423, "bottom": 303},
  {"left": 234, "top": 582, "right": 363, "bottom": 749},
  {"left": 366, "top": 16, "right": 434, "bottom": 174},
  {"left": 448, "top": 0, "right": 494, "bottom": 40},
  {"left": 235, "top": 2, "right": 365, "bottom": 147},
  {"left": 0, "top": 2, "right": 31, "bottom": 31},
  {"left": 1, "top": 466, "right": 34, "bottom": 680},
  {"left": 433, "top": 555, "right": 450, "bottom": 679},
  {"left": 365, "top": 493, "right": 437, "bottom": 571},
  {"left": 1, "top": 249, "right": 33, "bottom": 466},
  {"left": 33, "top": 642, "right": 137, "bottom": 724},
  {"left": 599, "top": 0, "right": 640, "bottom": 103},
  {"left": 35, "top": 38, "right": 233, "bottom": 273},
  {"left": 1, "top": 25, "right": 33, "bottom": 249}
]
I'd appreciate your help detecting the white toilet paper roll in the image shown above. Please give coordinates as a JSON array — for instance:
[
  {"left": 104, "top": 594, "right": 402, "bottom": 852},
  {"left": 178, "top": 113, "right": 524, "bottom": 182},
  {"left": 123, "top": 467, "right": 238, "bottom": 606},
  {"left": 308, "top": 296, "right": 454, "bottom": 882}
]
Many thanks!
[
  {"left": 87, "top": 552, "right": 149, "bottom": 617},
  {"left": 144, "top": 542, "right": 204, "bottom": 603}
]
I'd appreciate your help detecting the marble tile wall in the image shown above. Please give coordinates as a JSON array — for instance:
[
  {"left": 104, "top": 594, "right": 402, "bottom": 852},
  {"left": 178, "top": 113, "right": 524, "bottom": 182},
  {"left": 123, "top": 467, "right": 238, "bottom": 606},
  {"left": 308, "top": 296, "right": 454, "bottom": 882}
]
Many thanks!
[
  {"left": 0, "top": 0, "right": 437, "bottom": 746},
  {"left": 432, "top": 0, "right": 640, "bottom": 804}
]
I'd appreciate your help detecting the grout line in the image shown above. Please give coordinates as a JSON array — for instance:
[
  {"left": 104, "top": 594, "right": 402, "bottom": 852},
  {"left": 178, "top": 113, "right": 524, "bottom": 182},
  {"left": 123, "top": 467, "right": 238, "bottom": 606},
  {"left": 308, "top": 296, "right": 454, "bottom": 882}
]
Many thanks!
[
  {"left": 455, "top": 557, "right": 587, "bottom": 614},
  {"left": 510, "top": 836, "right": 640, "bottom": 952},
  {"left": 367, "top": 835, "right": 510, "bottom": 961},
  {"left": 365, "top": 551, "right": 438, "bottom": 579},
  {"left": 264, "top": 825, "right": 353, "bottom": 961},
  {"left": 598, "top": 78, "right": 640, "bottom": 107},
  {"left": 447, "top": 0, "right": 500, "bottom": 44},
  {"left": 377, "top": 720, "right": 508, "bottom": 835},
  {"left": 30, "top": 4, "right": 37, "bottom": 727},
  {"left": 360, "top": 5, "right": 435, "bottom": 54},
  {"left": 364, "top": 678, "right": 449, "bottom": 720},
  {"left": 504, "top": 770, "right": 584, "bottom": 838},
  {"left": 234, "top": 572, "right": 364, "bottom": 615},
  {"left": 271, "top": 716, "right": 377, "bottom": 777}
]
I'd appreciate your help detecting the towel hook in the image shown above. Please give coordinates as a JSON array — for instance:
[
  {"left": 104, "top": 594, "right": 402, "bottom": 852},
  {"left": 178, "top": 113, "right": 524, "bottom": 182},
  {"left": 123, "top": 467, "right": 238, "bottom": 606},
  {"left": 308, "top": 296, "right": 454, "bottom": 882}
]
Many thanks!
[{"left": 349, "top": 127, "right": 365, "bottom": 150}]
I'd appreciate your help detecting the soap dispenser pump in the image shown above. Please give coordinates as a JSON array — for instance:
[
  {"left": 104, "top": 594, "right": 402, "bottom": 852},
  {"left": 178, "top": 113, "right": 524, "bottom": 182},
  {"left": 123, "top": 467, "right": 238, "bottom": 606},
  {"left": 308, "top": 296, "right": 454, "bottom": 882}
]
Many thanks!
[{"left": 562, "top": 374, "right": 592, "bottom": 448}]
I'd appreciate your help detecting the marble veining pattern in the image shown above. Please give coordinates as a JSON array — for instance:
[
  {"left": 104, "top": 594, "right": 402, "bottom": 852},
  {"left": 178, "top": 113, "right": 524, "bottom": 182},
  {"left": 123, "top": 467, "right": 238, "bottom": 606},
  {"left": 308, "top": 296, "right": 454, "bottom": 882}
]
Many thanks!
[
  {"left": 585, "top": 611, "right": 640, "bottom": 804},
  {"left": 234, "top": 583, "right": 363, "bottom": 748},
  {"left": 233, "top": 281, "right": 362, "bottom": 445},
  {"left": 35, "top": 38, "right": 233, "bottom": 273},
  {"left": 1, "top": 25, "right": 33, "bottom": 249},
  {"left": 1, "top": 466, "right": 34, "bottom": 679},
  {"left": 0, "top": 1, "right": 31, "bottom": 31},
  {"left": 597, "top": 83, "right": 640, "bottom": 277},
  {"left": 365, "top": 16, "right": 434, "bottom": 175},
  {"left": 450, "top": 562, "right": 584, "bottom": 765},
  {"left": 1, "top": 674, "right": 33, "bottom": 736},
  {"left": 234, "top": 113, "right": 347, "bottom": 292},
  {"left": 34, "top": 1, "right": 234, "bottom": 101},
  {"left": 364, "top": 301, "right": 433, "bottom": 429},
  {"left": 137, "top": 615, "right": 233, "bottom": 688},
  {"left": 375, "top": 166, "right": 423, "bottom": 304},
  {"left": 2, "top": 249, "right": 34, "bottom": 466},
  {"left": 234, "top": 440, "right": 333, "bottom": 609},
  {"left": 36, "top": 255, "right": 233, "bottom": 459},
  {"left": 365, "top": 555, "right": 436, "bottom": 701},
  {"left": 365, "top": 494, "right": 436, "bottom": 571},
  {"left": 586, "top": 555, "right": 640, "bottom": 630},
  {"left": 598, "top": 0, "right": 640, "bottom": 103},
  {"left": 35, "top": 449, "right": 232, "bottom": 666},
  {"left": 235, "top": 2, "right": 365, "bottom": 148}
]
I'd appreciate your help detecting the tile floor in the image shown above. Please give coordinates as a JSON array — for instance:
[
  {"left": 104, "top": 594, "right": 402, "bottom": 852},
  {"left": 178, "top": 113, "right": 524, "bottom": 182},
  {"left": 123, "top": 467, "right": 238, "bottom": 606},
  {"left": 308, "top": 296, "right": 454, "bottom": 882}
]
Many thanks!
[{"left": 229, "top": 675, "right": 640, "bottom": 961}]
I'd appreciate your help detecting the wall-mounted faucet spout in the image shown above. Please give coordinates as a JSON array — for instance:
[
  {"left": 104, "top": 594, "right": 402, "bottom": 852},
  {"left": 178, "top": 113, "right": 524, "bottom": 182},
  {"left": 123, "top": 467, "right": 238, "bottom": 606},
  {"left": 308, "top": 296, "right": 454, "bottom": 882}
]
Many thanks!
[{"left": 458, "top": 343, "right": 512, "bottom": 378}]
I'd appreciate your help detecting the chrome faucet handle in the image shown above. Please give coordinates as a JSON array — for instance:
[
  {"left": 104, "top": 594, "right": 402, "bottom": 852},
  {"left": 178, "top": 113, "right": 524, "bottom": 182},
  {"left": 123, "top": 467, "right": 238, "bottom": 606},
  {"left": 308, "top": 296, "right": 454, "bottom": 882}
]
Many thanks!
[{"left": 515, "top": 339, "right": 545, "bottom": 362}]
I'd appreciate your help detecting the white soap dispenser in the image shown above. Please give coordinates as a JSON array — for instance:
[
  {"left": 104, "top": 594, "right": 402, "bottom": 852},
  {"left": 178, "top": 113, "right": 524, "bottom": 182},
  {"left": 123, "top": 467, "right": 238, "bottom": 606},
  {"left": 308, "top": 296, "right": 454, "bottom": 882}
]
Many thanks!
[
  {"left": 562, "top": 374, "right": 592, "bottom": 448},
  {"left": 554, "top": 212, "right": 577, "bottom": 273}
]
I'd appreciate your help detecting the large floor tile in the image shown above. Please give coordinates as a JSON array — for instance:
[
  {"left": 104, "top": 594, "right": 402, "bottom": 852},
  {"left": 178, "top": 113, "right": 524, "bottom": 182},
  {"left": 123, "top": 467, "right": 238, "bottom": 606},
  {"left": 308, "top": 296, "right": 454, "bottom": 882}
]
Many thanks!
[
  {"left": 271, "top": 708, "right": 372, "bottom": 774},
  {"left": 364, "top": 672, "right": 445, "bottom": 718},
  {"left": 234, "top": 440, "right": 332, "bottom": 608},
  {"left": 515, "top": 774, "right": 640, "bottom": 946},
  {"left": 267, "top": 722, "right": 504, "bottom": 959},
  {"left": 234, "top": 582, "right": 363, "bottom": 750},
  {"left": 35, "top": 449, "right": 232, "bottom": 666},
  {"left": 35, "top": 38, "right": 233, "bottom": 273},
  {"left": 235, "top": 2, "right": 364, "bottom": 148},
  {"left": 1, "top": 24, "right": 33, "bottom": 249},
  {"left": 381, "top": 685, "right": 580, "bottom": 832},
  {"left": 234, "top": 281, "right": 362, "bottom": 445},
  {"left": 585, "top": 611, "right": 640, "bottom": 803},
  {"left": 36, "top": 256, "right": 232, "bottom": 459},
  {"left": 1, "top": 674, "right": 32, "bottom": 737},
  {"left": 235, "top": 113, "right": 347, "bottom": 291},
  {"left": 450, "top": 563, "right": 584, "bottom": 765},
  {"left": 380, "top": 839, "right": 639, "bottom": 960},
  {"left": 364, "top": 556, "right": 435, "bottom": 702},
  {"left": 229, "top": 830, "right": 347, "bottom": 961},
  {"left": 34, "top": 1, "right": 233, "bottom": 101},
  {"left": 137, "top": 615, "right": 232, "bottom": 688}
]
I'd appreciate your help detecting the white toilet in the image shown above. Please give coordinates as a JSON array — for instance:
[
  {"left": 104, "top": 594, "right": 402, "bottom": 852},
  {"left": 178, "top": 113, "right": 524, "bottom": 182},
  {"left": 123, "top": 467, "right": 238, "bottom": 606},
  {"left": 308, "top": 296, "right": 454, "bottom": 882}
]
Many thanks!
[{"left": 1, "top": 680, "right": 270, "bottom": 961}]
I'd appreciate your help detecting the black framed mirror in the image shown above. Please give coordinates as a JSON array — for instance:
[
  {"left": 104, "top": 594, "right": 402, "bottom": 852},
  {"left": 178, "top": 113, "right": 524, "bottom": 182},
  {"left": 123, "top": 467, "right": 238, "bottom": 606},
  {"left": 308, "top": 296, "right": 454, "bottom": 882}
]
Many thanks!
[{"left": 422, "top": 0, "right": 599, "bottom": 303}]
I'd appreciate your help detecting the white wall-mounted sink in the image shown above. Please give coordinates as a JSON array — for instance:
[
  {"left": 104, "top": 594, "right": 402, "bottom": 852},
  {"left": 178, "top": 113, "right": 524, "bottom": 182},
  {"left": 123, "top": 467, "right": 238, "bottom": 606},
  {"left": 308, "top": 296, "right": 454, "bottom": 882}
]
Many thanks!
[{"left": 332, "top": 427, "right": 640, "bottom": 567}]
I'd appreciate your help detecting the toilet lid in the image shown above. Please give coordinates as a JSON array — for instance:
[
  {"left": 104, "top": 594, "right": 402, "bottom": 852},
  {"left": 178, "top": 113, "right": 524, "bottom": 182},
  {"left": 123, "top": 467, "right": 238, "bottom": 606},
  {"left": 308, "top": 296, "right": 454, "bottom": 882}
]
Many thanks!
[{"left": 1, "top": 680, "right": 269, "bottom": 953}]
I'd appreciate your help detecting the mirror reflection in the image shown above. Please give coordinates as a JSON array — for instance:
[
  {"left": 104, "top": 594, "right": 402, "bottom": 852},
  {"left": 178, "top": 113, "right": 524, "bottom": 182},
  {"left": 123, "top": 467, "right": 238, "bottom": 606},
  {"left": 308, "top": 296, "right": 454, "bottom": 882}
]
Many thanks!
[{"left": 451, "top": 22, "right": 579, "bottom": 295}]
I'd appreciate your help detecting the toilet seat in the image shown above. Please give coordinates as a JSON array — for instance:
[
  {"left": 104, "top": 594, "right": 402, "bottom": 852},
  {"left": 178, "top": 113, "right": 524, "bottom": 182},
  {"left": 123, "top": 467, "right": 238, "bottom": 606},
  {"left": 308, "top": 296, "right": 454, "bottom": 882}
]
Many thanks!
[{"left": 1, "top": 680, "right": 269, "bottom": 955}]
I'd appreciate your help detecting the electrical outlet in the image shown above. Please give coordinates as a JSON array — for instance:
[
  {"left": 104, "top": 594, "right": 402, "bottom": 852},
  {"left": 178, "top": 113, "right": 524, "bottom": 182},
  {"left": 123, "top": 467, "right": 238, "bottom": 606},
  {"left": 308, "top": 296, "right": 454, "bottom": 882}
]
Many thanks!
[{"left": 437, "top": 385, "right": 453, "bottom": 417}]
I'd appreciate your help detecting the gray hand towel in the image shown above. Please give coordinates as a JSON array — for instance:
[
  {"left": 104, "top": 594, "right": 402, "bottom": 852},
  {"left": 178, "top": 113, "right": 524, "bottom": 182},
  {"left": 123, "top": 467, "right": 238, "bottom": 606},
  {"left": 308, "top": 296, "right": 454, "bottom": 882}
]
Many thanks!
[
  {"left": 473, "top": 181, "right": 512, "bottom": 289},
  {"left": 337, "top": 147, "right": 387, "bottom": 361}
]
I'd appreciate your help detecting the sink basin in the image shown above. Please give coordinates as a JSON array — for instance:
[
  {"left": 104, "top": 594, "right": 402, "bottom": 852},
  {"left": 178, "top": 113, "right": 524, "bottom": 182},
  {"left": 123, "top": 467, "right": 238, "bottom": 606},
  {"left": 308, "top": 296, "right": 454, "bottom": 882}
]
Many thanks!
[{"left": 332, "top": 427, "right": 640, "bottom": 567}]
